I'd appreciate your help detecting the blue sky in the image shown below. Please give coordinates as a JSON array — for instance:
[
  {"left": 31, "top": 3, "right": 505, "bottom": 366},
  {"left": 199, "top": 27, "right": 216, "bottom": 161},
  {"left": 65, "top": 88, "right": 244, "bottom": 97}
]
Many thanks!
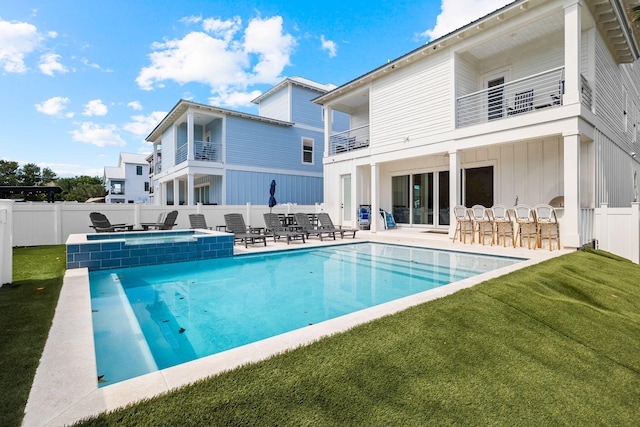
[{"left": 0, "top": 0, "right": 511, "bottom": 178}]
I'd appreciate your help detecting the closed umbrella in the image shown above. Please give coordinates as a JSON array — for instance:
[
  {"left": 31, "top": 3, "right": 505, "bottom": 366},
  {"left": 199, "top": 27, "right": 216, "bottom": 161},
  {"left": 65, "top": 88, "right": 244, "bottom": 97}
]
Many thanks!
[{"left": 268, "top": 180, "right": 277, "bottom": 213}]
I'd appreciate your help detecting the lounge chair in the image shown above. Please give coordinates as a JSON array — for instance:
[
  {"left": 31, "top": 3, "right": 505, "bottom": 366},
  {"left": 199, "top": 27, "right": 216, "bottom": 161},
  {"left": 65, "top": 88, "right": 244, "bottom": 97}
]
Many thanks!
[
  {"left": 263, "top": 213, "right": 306, "bottom": 244},
  {"left": 316, "top": 212, "right": 358, "bottom": 238},
  {"left": 224, "top": 213, "right": 267, "bottom": 248},
  {"left": 293, "top": 213, "right": 335, "bottom": 241},
  {"left": 89, "top": 212, "right": 134, "bottom": 232},
  {"left": 142, "top": 210, "right": 178, "bottom": 230},
  {"left": 188, "top": 214, "right": 213, "bottom": 230}
]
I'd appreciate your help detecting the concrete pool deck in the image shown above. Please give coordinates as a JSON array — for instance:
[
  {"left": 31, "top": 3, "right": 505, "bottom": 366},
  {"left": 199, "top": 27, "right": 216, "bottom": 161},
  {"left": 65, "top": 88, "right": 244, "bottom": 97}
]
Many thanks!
[{"left": 23, "top": 229, "right": 570, "bottom": 426}]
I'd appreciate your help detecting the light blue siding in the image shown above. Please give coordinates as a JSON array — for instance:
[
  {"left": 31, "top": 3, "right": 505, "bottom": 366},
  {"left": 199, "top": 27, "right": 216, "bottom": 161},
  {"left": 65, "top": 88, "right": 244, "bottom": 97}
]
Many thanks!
[
  {"left": 332, "top": 110, "right": 351, "bottom": 132},
  {"left": 291, "top": 86, "right": 325, "bottom": 128},
  {"left": 225, "top": 170, "right": 323, "bottom": 205},
  {"left": 225, "top": 116, "right": 324, "bottom": 174}
]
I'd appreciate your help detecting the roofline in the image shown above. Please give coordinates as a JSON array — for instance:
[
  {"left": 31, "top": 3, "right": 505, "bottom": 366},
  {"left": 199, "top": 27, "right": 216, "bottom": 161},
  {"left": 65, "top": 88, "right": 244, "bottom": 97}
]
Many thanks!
[
  {"left": 251, "top": 77, "right": 333, "bottom": 104},
  {"left": 313, "top": 0, "right": 527, "bottom": 104},
  {"left": 145, "top": 99, "right": 294, "bottom": 142}
]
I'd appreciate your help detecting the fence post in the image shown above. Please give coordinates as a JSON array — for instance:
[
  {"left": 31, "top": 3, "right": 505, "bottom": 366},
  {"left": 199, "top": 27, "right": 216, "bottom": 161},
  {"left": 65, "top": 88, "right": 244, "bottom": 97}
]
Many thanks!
[
  {"left": 631, "top": 202, "right": 639, "bottom": 264},
  {"left": 134, "top": 203, "right": 141, "bottom": 227},
  {"left": 0, "top": 200, "right": 13, "bottom": 286},
  {"left": 246, "top": 202, "right": 251, "bottom": 227},
  {"left": 54, "top": 203, "right": 62, "bottom": 245},
  {"left": 598, "top": 203, "right": 608, "bottom": 251}
]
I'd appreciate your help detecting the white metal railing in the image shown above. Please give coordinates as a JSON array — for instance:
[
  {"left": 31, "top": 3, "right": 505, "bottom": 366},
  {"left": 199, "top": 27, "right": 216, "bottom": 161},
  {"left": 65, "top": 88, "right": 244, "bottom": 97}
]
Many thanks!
[
  {"left": 581, "top": 74, "right": 592, "bottom": 109},
  {"left": 329, "top": 125, "right": 370, "bottom": 155},
  {"left": 457, "top": 67, "right": 565, "bottom": 128},
  {"left": 195, "top": 140, "right": 222, "bottom": 162},
  {"left": 176, "top": 144, "right": 187, "bottom": 164}
]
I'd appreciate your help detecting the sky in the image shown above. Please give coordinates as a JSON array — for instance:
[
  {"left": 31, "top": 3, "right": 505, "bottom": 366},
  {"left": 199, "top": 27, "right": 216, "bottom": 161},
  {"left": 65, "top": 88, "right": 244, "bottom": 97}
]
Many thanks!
[{"left": 0, "top": 0, "right": 512, "bottom": 178}]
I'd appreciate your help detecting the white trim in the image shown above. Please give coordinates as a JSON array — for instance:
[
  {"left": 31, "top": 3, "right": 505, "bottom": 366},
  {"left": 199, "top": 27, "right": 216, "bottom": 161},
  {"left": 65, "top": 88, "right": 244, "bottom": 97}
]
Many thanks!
[{"left": 226, "top": 164, "right": 323, "bottom": 178}]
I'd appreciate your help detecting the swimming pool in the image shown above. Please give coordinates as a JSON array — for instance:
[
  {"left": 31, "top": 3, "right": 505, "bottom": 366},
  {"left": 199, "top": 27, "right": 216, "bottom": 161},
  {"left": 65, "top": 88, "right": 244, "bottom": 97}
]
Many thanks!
[{"left": 90, "top": 242, "right": 523, "bottom": 386}]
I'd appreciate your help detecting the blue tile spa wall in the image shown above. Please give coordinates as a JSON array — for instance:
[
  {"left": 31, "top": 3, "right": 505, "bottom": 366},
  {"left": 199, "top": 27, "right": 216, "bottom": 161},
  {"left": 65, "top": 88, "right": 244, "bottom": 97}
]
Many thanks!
[{"left": 67, "top": 232, "right": 234, "bottom": 271}]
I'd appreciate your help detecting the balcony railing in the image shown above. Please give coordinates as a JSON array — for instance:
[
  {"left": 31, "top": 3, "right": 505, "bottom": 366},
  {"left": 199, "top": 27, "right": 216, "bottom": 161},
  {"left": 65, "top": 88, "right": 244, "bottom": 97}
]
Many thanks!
[
  {"left": 456, "top": 67, "right": 565, "bottom": 128},
  {"left": 329, "top": 125, "right": 370, "bottom": 155},
  {"left": 195, "top": 141, "right": 222, "bottom": 162},
  {"left": 176, "top": 141, "right": 222, "bottom": 164}
]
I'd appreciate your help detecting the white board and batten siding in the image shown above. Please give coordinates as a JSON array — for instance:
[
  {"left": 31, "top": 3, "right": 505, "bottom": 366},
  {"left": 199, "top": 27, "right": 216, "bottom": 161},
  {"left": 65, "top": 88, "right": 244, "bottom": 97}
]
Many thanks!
[
  {"left": 161, "top": 126, "right": 176, "bottom": 170},
  {"left": 371, "top": 53, "right": 453, "bottom": 148}
]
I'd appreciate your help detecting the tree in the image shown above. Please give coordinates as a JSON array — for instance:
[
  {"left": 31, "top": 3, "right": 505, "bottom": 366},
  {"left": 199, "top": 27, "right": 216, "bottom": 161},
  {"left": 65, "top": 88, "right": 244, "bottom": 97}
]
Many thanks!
[
  {"left": 56, "top": 176, "right": 106, "bottom": 202},
  {"left": 0, "top": 160, "right": 19, "bottom": 186},
  {"left": 633, "top": 6, "right": 640, "bottom": 23},
  {"left": 42, "top": 167, "right": 57, "bottom": 185},
  {"left": 17, "top": 163, "right": 42, "bottom": 186}
]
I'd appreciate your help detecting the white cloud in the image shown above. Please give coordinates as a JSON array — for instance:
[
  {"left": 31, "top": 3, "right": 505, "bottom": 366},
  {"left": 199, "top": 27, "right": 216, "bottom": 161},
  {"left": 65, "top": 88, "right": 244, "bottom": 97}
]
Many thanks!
[
  {"left": 320, "top": 35, "right": 337, "bottom": 58},
  {"left": 35, "top": 96, "right": 72, "bottom": 116},
  {"left": 39, "top": 52, "right": 67, "bottom": 76},
  {"left": 421, "top": 0, "right": 512, "bottom": 41},
  {"left": 127, "top": 101, "right": 143, "bottom": 111},
  {"left": 70, "top": 122, "right": 126, "bottom": 147},
  {"left": 123, "top": 111, "right": 167, "bottom": 137},
  {"left": 208, "top": 90, "right": 262, "bottom": 108},
  {"left": 0, "top": 18, "right": 42, "bottom": 73},
  {"left": 82, "top": 99, "right": 108, "bottom": 116},
  {"left": 136, "top": 15, "right": 295, "bottom": 108}
]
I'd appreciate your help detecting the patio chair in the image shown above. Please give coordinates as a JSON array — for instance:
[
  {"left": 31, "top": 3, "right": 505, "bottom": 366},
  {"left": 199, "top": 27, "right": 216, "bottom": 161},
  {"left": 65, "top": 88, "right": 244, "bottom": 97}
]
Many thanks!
[
  {"left": 224, "top": 213, "right": 267, "bottom": 248},
  {"left": 188, "top": 214, "right": 213, "bottom": 230},
  {"left": 514, "top": 204, "right": 537, "bottom": 249},
  {"left": 534, "top": 204, "right": 560, "bottom": 251},
  {"left": 89, "top": 212, "right": 134, "bottom": 232},
  {"left": 263, "top": 213, "right": 306, "bottom": 244},
  {"left": 293, "top": 213, "right": 335, "bottom": 241},
  {"left": 492, "top": 204, "right": 515, "bottom": 247},
  {"left": 470, "top": 205, "right": 494, "bottom": 245},
  {"left": 452, "top": 205, "right": 474, "bottom": 243},
  {"left": 142, "top": 210, "right": 178, "bottom": 230},
  {"left": 316, "top": 212, "right": 358, "bottom": 238}
]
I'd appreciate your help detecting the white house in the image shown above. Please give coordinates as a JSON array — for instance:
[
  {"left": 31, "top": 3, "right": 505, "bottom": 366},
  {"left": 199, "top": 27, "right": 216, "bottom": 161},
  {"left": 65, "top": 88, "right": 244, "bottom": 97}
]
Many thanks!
[
  {"left": 103, "top": 152, "right": 150, "bottom": 204},
  {"left": 146, "top": 77, "right": 348, "bottom": 206},
  {"left": 315, "top": 0, "right": 640, "bottom": 249}
]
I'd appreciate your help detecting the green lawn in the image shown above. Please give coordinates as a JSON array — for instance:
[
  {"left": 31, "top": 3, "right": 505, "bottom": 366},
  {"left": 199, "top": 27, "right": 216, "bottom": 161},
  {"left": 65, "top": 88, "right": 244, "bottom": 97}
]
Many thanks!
[{"left": 2, "top": 246, "right": 640, "bottom": 426}]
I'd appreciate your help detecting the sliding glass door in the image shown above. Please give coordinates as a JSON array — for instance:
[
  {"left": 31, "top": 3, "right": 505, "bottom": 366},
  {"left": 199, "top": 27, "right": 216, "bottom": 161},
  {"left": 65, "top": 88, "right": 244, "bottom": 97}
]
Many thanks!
[{"left": 391, "top": 171, "right": 449, "bottom": 227}]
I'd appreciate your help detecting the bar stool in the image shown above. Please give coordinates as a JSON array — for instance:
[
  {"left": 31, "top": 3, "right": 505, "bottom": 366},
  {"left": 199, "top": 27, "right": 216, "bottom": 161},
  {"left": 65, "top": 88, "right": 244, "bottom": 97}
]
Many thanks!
[
  {"left": 452, "top": 205, "right": 474, "bottom": 243},
  {"left": 471, "top": 205, "right": 494, "bottom": 245},
  {"left": 533, "top": 204, "right": 560, "bottom": 250},
  {"left": 492, "top": 204, "right": 515, "bottom": 247},
  {"left": 514, "top": 204, "right": 537, "bottom": 249}
]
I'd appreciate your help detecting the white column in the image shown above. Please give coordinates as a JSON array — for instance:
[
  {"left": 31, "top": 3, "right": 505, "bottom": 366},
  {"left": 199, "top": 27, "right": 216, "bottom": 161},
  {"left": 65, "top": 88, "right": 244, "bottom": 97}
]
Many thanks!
[
  {"left": 187, "top": 112, "right": 195, "bottom": 161},
  {"left": 371, "top": 163, "right": 379, "bottom": 233},
  {"left": 564, "top": 2, "right": 581, "bottom": 106},
  {"left": 597, "top": 203, "right": 609, "bottom": 252},
  {"left": 448, "top": 150, "right": 460, "bottom": 238},
  {"left": 323, "top": 106, "right": 332, "bottom": 157},
  {"left": 173, "top": 178, "right": 180, "bottom": 207},
  {"left": 563, "top": 132, "right": 581, "bottom": 247},
  {"left": 187, "top": 173, "right": 194, "bottom": 206}
]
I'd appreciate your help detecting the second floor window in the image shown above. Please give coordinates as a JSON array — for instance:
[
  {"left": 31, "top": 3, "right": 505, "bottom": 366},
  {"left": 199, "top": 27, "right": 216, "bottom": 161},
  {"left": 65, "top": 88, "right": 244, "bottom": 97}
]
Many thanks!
[
  {"left": 302, "top": 138, "right": 314, "bottom": 164},
  {"left": 144, "top": 182, "right": 149, "bottom": 191},
  {"left": 136, "top": 166, "right": 143, "bottom": 175}
]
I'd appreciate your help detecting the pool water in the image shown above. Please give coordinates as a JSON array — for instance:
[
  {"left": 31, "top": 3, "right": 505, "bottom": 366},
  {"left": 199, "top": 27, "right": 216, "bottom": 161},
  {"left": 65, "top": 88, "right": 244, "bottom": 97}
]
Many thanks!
[{"left": 90, "top": 242, "right": 522, "bottom": 386}]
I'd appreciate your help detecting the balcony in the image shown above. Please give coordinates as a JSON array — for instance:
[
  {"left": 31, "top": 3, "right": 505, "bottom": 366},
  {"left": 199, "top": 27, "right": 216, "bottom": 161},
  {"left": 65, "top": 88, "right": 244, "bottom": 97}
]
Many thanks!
[
  {"left": 457, "top": 67, "right": 566, "bottom": 128},
  {"left": 329, "top": 125, "right": 370, "bottom": 155},
  {"left": 176, "top": 141, "right": 222, "bottom": 164},
  {"left": 456, "top": 67, "right": 593, "bottom": 128}
]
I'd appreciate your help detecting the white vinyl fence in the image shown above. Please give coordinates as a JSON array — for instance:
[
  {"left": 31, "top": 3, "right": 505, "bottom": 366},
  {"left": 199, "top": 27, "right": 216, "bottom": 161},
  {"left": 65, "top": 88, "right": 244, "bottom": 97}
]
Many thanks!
[
  {"left": 593, "top": 203, "right": 640, "bottom": 264},
  {"left": 10, "top": 201, "right": 324, "bottom": 247}
]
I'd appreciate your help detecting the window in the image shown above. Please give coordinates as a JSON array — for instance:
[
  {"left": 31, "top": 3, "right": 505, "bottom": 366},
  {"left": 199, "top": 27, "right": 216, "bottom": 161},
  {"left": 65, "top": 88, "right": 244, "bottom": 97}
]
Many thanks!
[
  {"left": 136, "top": 165, "right": 143, "bottom": 175},
  {"left": 144, "top": 182, "right": 149, "bottom": 192},
  {"left": 302, "top": 138, "right": 314, "bottom": 164}
]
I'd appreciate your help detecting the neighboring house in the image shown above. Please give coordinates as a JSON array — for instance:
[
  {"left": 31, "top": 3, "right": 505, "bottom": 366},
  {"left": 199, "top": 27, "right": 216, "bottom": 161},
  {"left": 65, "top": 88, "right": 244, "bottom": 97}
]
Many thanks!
[
  {"left": 103, "top": 153, "right": 150, "bottom": 204},
  {"left": 146, "top": 77, "right": 348, "bottom": 206},
  {"left": 314, "top": 0, "right": 640, "bottom": 249}
]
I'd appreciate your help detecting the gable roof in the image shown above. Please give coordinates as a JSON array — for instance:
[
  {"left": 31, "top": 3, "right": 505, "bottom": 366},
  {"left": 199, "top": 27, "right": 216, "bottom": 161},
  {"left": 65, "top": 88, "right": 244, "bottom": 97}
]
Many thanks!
[
  {"left": 251, "top": 77, "right": 336, "bottom": 104},
  {"left": 119, "top": 152, "right": 149, "bottom": 166},
  {"left": 146, "top": 99, "right": 293, "bottom": 142}
]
